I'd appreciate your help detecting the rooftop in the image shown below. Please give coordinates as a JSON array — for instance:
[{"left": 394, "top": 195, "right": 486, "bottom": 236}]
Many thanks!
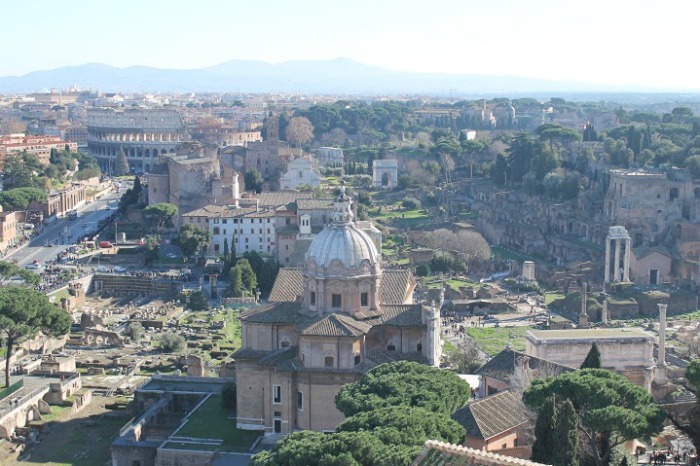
[
  {"left": 526, "top": 328, "right": 652, "bottom": 342},
  {"left": 452, "top": 390, "right": 528, "bottom": 441}
]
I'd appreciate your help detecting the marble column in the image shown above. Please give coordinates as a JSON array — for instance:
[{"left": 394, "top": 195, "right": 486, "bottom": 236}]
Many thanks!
[
  {"left": 623, "top": 237, "right": 631, "bottom": 282},
  {"left": 654, "top": 303, "right": 669, "bottom": 385},
  {"left": 614, "top": 239, "right": 622, "bottom": 282},
  {"left": 601, "top": 300, "right": 608, "bottom": 324},
  {"left": 657, "top": 303, "right": 667, "bottom": 369},
  {"left": 604, "top": 238, "right": 611, "bottom": 283}
]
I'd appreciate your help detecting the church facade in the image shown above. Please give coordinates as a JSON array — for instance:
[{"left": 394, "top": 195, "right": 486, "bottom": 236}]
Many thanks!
[{"left": 234, "top": 186, "right": 442, "bottom": 434}]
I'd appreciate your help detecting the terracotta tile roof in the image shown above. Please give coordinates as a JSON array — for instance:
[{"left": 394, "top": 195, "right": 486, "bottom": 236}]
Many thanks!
[
  {"left": 231, "top": 348, "right": 273, "bottom": 360},
  {"left": 451, "top": 390, "right": 528, "bottom": 441},
  {"left": 633, "top": 246, "right": 672, "bottom": 260},
  {"left": 257, "top": 191, "right": 314, "bottom": 207},
  {"left": 475, "top": 348, "right": 574, "bottom": 382},
  {"left": 369, "top": 304, "right": 426, "bottom": 327},
  {"left": 412, "top": 440, "right": 552, "bottom": 466},
  {"left": 379, "top": 270, "right": 414, "bottom": 304},
  {"left": 240, "top": 302, "right": 302, "bottom": 324},
  {"left": 268, "top": 268, "right": 304, "bottom": 302},
  {"left": 297, "top": 313, "right": 372, "bottom": 337},
  {"left": 259, "top": 346, "right": 298, "bottom": 366},
  {"left": 296, "top": 198, "right": 335, "bottom": 210}
]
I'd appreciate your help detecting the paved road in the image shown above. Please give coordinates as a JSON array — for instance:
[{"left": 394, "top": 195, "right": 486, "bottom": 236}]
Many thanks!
[{"left": 4, "top": 189, "right": 121, "bottom": 268}]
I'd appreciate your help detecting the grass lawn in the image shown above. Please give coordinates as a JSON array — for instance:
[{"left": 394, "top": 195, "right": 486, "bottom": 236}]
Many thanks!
[
  {"left": 670, "top": 309, "right": 700, "bottom": 321},
  {"left": 177, "top": 394, "right": 262, "bottom": 452},
  {"left": 33, "top": 404, "right": 74, "bottom": 425},
  {"left": 29, "top": 412, "right": 132, "bottom": 466},
  {"left": 544, "top": 292, "right": 565, "bottom": 306},
  {"left": 466, "top": 326, "right": 531, "bottom": 356},
  {"left": 491, "top": 245, "right": 535, "bottom": 262},
  {"left": 373, "top": 209, "right": 429, "bottom": 221},
  {"left": 162, "top": 442, "right": 219, "bottom": 451},
  {"left": 446, "top": 278, "right": 479, "bottom": 289}
]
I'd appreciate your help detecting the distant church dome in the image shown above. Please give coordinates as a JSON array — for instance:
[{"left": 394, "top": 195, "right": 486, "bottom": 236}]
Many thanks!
[{"left": 305, "top": 185, "right": 380, "bottom": 277}]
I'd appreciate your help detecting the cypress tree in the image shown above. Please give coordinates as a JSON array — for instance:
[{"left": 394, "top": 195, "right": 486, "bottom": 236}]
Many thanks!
[
  {"left": 551, "top": 399, "right": 579, "bottom": 466},
  {"left": 223, "top": 238, "right": 229, "bottom": 262},
  {"left": 115, "top": 148, "right": 130, "bottom": 176},
  {"left": 581, "top": 342, "right": 602, "bottom": 369},
  {"left": 532, "top": 395, "right": 557, "bottom": 464}
]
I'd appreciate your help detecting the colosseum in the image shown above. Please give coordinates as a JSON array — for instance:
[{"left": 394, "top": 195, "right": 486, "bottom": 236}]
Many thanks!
[{"left": 87, "top": 108, "right": 188, "bottom": 173}]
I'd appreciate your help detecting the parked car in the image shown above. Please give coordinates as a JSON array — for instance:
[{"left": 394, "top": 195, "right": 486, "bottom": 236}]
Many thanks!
[{"left": 99, "top": 241, "right": 113, "bottom": 248}]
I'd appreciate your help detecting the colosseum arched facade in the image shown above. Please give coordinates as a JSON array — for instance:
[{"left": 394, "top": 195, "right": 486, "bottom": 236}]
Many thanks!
[{"left": 87, "top": 108, "right": 188, "bottom": 173}]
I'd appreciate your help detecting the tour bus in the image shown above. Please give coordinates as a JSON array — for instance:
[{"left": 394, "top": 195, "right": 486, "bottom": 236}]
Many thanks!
[{"left": 67, "top": 210, "right": 79, "bottom": 220}]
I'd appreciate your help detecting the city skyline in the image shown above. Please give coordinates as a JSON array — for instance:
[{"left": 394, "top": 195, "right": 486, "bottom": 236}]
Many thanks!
[{"left": 3, "top": 0, "right": 699, "bottom": 91}]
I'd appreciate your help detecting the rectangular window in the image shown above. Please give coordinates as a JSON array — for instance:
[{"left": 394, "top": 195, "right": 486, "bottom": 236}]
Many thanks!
[
  {"left": 310, "top": 291, "right": 316, "bottom": 305},
  {"left": 273, "top": 385, "right": 281, "bottom": 404},
  {"left": 361, "top": 292, "right": 368, "bottom": 307},
  {"left": 332, "top": 294, "right": 342, "bottom": 308},
  {"left": 222, "top": 219, "right": 227, "bottom": 224},
  {"left": 297, "top": 391, "right": 303, "bottom": 411}
]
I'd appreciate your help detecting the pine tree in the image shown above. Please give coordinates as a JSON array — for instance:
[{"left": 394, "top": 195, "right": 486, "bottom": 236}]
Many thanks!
[
  {"left": 551, "top": 399, "right": 579, "bottom": 466},
  {"left": 532, "top": 395, "right": 557, "bottom": 464},
  {"left": 581, "top": 342, "right": 602, "bottom": 369}
]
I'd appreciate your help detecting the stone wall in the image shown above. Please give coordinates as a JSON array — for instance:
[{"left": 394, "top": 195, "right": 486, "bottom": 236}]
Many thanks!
[{"left": 155, "top": 447, "right": 215, "bottom": 466}]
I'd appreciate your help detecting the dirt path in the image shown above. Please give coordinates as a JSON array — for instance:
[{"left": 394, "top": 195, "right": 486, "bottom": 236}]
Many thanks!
[{"left": 2, "top": 395, "right": 132, "bottom": 466}]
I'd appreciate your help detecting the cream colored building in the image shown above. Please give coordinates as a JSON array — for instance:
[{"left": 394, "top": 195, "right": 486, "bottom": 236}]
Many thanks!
[
  {"left": 525, "top": 328, "right": 654, "bottom": 390},
  {"left": 234, "top": 186, "right": 441, "bottom": 435},
  {"left": 279, "top": 157, "right": 321, "bottom": 190}
]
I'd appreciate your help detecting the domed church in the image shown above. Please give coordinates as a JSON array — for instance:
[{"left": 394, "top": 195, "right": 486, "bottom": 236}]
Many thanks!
[{"left": 234, "top": 186, "right": 442, "bottom": 434}]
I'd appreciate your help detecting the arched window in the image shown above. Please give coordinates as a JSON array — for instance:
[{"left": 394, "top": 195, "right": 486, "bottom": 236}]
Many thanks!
[
  {"left": 387, "top": 344, "right": 396, "bottom": 351},
  {"left": 417, "top": 342, "right": 423, "bottom": 352},
  {"left": 354, "top": 354, "right": 361, "bottom": 365},
  {"left": 324, "top": 356, "right": 334, "bottom": 367},
  {"left": 280, "top": 340, "right": 290, "bottom": 348}
]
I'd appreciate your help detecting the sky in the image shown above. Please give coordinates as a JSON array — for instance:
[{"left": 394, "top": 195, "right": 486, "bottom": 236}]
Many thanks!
[{"left": 2, "top": 0, "right": 699, "bottom": 90}]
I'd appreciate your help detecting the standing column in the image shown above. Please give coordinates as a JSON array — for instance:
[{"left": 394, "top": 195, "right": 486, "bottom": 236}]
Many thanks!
[
  {"left": 657, "top": 303, "right": 667, "bottom": 369},
  {"left": 614, "top": 239, "right": 622, "bottom": 282},
  {"left": 604, "top": 238, "right": 611, "bottom": 283},
  {"left": 654, "top": 303, "right": 669, "bottom": 385},
  {"left": 623, "top": 237, "right": 631, "bottom": 282}
]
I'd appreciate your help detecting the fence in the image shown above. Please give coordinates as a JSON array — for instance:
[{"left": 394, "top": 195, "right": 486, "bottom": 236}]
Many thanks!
[{"left": 0, "top": 380, "right": 23, "bottom": 401}]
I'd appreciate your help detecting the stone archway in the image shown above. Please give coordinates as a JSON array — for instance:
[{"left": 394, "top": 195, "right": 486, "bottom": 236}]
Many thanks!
[{"left": 25, "top": 404, "right": 42, "bottom": 423}]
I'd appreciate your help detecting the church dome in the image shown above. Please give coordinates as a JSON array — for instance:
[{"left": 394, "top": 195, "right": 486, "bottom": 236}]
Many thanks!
[{"left": 305, "top": 185, "right": 380, "bottom": 275}]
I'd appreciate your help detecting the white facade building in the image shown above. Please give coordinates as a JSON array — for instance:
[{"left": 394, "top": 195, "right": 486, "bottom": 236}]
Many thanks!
[{"left": 279, "top": 158, "right": 321, "bottom": 190}]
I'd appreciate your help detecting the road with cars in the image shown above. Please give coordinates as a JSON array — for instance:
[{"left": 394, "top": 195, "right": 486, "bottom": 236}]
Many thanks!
[{"left": 4, "top": 188, "right": 122, "bottom": 269}]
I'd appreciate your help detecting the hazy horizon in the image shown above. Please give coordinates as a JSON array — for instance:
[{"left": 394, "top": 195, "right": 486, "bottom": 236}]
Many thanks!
[{"left": 2, "top": 0, "right": 699, "bottom": 91}]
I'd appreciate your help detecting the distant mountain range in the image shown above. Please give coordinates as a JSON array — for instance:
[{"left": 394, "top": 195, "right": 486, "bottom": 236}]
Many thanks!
[{"left": 0, "top": 58, "right": 696, "bottom": 96}]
